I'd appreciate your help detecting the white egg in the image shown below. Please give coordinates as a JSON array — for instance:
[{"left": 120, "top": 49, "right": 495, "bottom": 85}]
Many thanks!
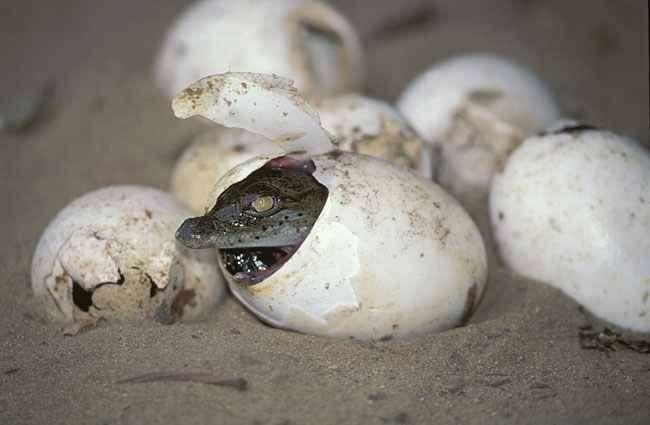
[
  {"left": 490, "top": 125, "right": 650, "bottom": 332},
  {"left": 31, "top": 185, "right": 225, "bottom": 326},
  {"left": 171, "top": 72, "right": 487, "bottom": 339},
  {"left": 397, "top": 54, "right": 561, "bottom": 211},
  {"left": 155, "top": 0, "right": 364, "bottom": 99}
]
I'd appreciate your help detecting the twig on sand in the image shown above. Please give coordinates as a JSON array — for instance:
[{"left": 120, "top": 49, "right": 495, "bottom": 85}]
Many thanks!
[{"left": 116, "top": 371, "right": 248, "bottom": 391}]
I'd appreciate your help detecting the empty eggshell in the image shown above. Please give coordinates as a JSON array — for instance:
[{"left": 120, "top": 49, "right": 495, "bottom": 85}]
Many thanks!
[
  {"left": 315, "top": 94, "right": 433, "bottom": 178},
  {"left": 172, "top": 72, "right": 487, "bottom": 339},
  {"left": 31, "top": 185, "right": 225, "bottom": 326},
  {"left": 155, "top": 0, "right": 364, "bottom": 99},
  {"left": 490, "top": 125, "right": 650, "bottom": 332},
  {"left": 397, "top": 54, "right": 561, "bottom": 211}
]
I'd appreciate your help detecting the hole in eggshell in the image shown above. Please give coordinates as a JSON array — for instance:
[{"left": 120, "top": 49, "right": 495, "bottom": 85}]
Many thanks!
[
  {"left": 216, "top": 156, "right": 328, "bottom": 286},
  {"left": 71, "top": 270, "right": 125, "bottom": 312},
  {"left": 72, "top": 280, "right": 93, "bottom": 312},
  {"left": 147, "top": 273, "right": 161, "bottom": 299}
]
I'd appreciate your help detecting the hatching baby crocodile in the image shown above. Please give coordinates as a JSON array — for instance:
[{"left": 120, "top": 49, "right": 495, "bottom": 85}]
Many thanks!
[{"left": 176, "top": 156, "right": 328, "bottom": 284}]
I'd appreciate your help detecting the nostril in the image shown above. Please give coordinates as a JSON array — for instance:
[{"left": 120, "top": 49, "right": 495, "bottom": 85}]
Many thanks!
[{"left": 176, "top": 217, "right": 203, "bottom": 248}]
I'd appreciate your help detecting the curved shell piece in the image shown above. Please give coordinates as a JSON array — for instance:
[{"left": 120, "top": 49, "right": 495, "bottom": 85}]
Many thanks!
[
  {"left": 31, "top": 186, "right": 225, "bottom": 324},
  {"left": 490, "top": 127, "right": 650, "bottom": 332},
  {"left": 214, "top": 153, "right": 487, "bottom": 339},
  {"left": 173, "top": 73, "right": 335, "bottom": 156},
  {"left": 155, "top": 0, "right": 364, "bottom": 99}
]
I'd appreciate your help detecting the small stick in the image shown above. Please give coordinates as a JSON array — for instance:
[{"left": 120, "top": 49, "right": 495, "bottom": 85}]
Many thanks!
[{"left": 116, "top": 371, "right": 248, "bottom": 391}]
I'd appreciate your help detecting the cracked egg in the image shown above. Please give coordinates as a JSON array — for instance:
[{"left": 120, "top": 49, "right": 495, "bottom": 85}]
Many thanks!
[
  {"left": 171, "top": 72, "right": 487, "bottom": 339},
  {"left": 171, "top": 94, "right": 431, "bottom": 214},
  {"left": 154, "top": 0, "right": 364, "bottom": 99},
  {"left": 397, "top": 54, "right": 561, "bottom": 212},
  {"left": 31, "top": 185, "right": 225, "bottom": 328}
]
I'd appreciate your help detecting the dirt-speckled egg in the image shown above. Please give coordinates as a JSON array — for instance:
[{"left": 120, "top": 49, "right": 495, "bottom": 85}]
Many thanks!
[
  {"left": 171, "top": 72, "right": 488, "bottom": 339},
  {"left": 31, "top": 185, "right": 225, "bottom": 328},
  {"left": 490, "top": 125, "right": 650, "bottom": 332}
]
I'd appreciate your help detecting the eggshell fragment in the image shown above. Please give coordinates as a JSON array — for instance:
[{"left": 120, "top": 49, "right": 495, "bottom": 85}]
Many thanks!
[
  {"left": 31, "top": 186, "right": 225, "bottom": 325},
  {"left": 172, "top": 72, "right": 488, "bottom": 339},
  {"left": 155, "top": 0, "right": 364, "bottom": 98},
  {"left": 490, "top": 126, "right": 650, "bottom": 332}
]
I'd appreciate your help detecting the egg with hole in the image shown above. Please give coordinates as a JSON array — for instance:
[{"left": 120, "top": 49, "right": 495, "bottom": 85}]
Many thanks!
[
  {"left": 398, "top": 54, "right": 561, "bottom": 214},
  {"left": 154, "top": 0, "right": 364, "bottom": 99},
  {"left": 31, "top": 185, "right": 225, "bottom": 329},
  {"left": 171, "top": 72, "right": 487, "bottom": 339}
]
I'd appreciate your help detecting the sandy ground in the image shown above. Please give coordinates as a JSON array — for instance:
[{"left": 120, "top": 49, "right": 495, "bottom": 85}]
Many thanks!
[{"left": 1, "top": 1, "right": 649, "bottom": 424}]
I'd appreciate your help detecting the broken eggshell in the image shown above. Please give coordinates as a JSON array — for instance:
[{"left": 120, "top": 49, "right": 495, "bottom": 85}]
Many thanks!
[
  {"left": 171, "top": 93, "right": 432, "bottom": 214},
  {"left": 490, "top": 126, "right": 650, "bottom": 332},
  {"left": 397, "top": 54, "right": 561, "bottom": 210},
  {"left": 31, "top": 185, "right": 225, "bottom": 325},
  {"left": 172, "top": 72, "right": 487, "bottom": 339},
  {"left": 155, "top": 0, "right": 364, "bottom": 99},
  {"left": 315, "top": 94, "right": 433, "bottom": 178}
]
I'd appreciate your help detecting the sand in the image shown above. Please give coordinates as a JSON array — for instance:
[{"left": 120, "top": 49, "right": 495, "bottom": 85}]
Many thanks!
[{"left": 1, "top": 1, "right": 648, "bottom": 424}]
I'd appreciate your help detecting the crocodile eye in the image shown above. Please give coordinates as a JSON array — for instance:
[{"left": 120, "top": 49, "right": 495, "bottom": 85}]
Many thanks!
[{"left": 251, "top": 195, "right": 275, "bottom": 213}]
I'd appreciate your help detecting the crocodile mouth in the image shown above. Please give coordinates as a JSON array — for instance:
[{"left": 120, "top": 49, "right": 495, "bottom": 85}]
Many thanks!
[{"left": 220, "top": 244, "right": 299, "bottom": 286}]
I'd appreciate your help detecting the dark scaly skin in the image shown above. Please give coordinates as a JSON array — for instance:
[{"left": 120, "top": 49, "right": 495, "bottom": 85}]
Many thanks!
[{"left": 176, "top": 156, "right": 328, "bottom": 250}]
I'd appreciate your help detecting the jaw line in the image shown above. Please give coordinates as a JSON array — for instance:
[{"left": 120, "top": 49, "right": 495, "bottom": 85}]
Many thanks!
[{"left": 220, "top": 244, "right": 298, "bottom": 286}]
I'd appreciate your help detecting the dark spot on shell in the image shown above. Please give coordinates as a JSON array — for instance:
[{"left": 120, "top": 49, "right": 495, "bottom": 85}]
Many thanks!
[
  {"left": 144, "top": 209, "right": 152, "bottom": 219},
  {"left": 174, "top": 42, "right": 188, "bottom": 58},
  {"left": 498, "top": 211, "right": 504, "bottom": 221},
  {"left": 327, "top": 149, "right": 343, "bottom": 160},
  {"left": 232, "top": 144, "right": 245, "bottom": 153},
  {"left": 467, "top": 89, "right": 503, "bottom": 106}
]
